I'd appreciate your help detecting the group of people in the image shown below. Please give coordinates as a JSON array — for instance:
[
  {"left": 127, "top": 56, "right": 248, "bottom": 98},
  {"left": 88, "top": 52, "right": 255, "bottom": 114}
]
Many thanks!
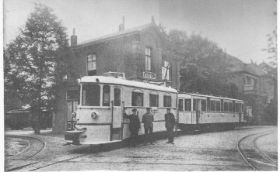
[{"left": 123, "top": 107, "right": 176, "bottom": 147}]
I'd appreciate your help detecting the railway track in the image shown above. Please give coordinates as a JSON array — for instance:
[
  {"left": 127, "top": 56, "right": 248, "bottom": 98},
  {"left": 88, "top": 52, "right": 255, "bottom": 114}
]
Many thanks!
[
  {"left": 7, "top": 142, "right": 104, "bottom": 171},
  {"left": 237, "top": 131, "right": 277, "bottom": 170},
  {"left": 6, "top": 135, "right": 46, "bottom": 171}
]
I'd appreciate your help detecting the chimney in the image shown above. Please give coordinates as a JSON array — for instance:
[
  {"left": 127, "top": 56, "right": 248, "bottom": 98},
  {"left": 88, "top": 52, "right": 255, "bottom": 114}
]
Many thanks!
[
  {"left": 119, "top": 16, "right": 125, "bottom": 32},
  {"left": 71, "top": 28, "right": 77, "bottom": 47}
]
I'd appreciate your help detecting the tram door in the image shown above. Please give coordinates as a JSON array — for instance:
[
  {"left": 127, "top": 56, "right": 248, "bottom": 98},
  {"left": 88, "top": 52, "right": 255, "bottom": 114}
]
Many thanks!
[
  {"left": 111, "top": 87, "right": 122, "bottom": 140},
  {"left": 193, "top": 99, "right": 201, "bottom": 124}
]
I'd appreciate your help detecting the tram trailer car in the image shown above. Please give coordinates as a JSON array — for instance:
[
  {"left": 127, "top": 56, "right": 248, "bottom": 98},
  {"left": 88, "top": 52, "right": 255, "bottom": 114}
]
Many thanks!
[
  {"left": 177, "top": 93, "right": 246, "bottom": 131},
  {"left": 65, "top": 76, "right": 178, "bottom": 145}
]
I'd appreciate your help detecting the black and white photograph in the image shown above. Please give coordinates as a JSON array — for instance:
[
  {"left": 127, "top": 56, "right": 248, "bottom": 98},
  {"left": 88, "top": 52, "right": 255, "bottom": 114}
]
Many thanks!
[{"left": 3, "top": 0, "right": 277, "bottom": 171}]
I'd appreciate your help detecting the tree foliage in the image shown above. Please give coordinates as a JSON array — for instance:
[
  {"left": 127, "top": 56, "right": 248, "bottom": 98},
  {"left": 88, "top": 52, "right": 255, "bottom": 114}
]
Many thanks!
[
  {"left": 4, "top": 4, "right": 69, "bottom": 133},
  {"left": 164, "top": 30, "right": 240, "bottom": 98}
]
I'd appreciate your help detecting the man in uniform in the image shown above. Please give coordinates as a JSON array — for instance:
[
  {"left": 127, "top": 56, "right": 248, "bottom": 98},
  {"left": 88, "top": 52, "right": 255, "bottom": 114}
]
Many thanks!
[
  {"left": 123, "top": 108, "right": 140, "bottom": 147},
  {"left": 165, "top": 108, "right": 176, "bottom": 144},
  {"left": 142, "top": 107, "right": 154, "bottom": 145}
]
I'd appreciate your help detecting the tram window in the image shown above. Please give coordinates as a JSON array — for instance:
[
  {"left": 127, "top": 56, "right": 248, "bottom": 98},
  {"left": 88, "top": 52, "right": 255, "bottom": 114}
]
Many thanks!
[
  {"left": 179, "top": 99, "right": 183, "bottom": 111},
  {"left": 193, "top": 99, "right": 196, "bottom": 111},
  {"left": 150, "top": 94, "right": 159, "bottom": 107},
  {"left": 216, "top": 101, "right": 221, "bottom": 111},
  {"left": 114, "top": 88, "right": 121, "bottom": 106},
  {"left": 207, "top": 98, "right": 210, "bottom": 111},
  {"left": 241, "top": 104, "right": 243, "bottom": 112},
  {"left": 234, "top": 103, "right": 238, "bottom": 112},
  {"left": 82, "top": 84, "right": 100, "bottom": 106},
  {"left": 163, "top": 95, "right": 172, "bottom": 107},
  {"left": 238, "top": 103, "right": 242, "bottom": 112},
  {"left": 103, "top": 85, "right": 110, "bottom": 106},
  {"left": 224, "top": 102, "right": 228, "bottom": 112},
  {"left": 185, "top": 99, "right": 191, "bottom": 111},
  {"left": 229, "top": 102, "right": 233, "bottom": 112},
  {"left": 132, "top": 92, "right": 143, "bottom": 106},
  {"left": 201, "top": 100, "right": 206, "bottom": 111},
  {"left": 210, "top": 101, "right": 216, "bottom": 111}
]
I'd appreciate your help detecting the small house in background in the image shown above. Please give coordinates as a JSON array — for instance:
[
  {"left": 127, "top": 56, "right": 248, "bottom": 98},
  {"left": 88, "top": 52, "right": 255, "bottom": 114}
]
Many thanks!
[
  {"left": 53, "top": 17, "right": 179, "bottom": 133},
  {"left": 228, "top": 63, "right": 276, "bottom": 124}
]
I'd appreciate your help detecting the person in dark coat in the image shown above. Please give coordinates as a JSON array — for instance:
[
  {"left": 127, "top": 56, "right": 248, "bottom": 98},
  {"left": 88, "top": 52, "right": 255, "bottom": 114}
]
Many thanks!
[
  {"left": 142, "top": 107, "right": 154, "bottom": 145},
  {"left": 123, "top": 108, "right": 140, "bottom": 147},
  {"left": 165, "top": 108, "right": 176, "bottom": 144}
]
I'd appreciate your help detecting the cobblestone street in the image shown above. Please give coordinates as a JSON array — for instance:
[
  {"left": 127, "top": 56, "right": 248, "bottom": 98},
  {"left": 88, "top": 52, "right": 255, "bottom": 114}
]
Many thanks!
[{"left": 5, "top": 126, "right": 277, "bottom": 171}]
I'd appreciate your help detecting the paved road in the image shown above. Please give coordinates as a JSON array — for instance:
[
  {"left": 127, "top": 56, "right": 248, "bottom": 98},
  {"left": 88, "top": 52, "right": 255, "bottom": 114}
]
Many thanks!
[{"left": 23, "top": 125, "right": 276, "bottom": 171}]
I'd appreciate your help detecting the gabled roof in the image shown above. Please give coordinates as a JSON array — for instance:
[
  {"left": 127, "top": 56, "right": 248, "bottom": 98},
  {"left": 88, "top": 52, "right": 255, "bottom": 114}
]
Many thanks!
[
  {"left": 76, "top": 23, "right": 158, "bottom": 48},
  {"left": 243, "top": 63, "right": 265, "bottom": 76},
  {"left": 231, "top": 63, "right": 266, "bottom": 77}
]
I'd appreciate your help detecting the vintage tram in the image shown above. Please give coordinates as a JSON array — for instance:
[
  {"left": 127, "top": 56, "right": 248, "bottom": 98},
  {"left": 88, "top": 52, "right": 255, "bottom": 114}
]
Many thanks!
[
  {"left": 65, "top": 75, "right": 246, "bottom": 145},
  {"left": 65, "top": 75, "right": 177, "bottom": 145},
  {"left": 177, "top": 93, "right": 245, "bottom": 131}
]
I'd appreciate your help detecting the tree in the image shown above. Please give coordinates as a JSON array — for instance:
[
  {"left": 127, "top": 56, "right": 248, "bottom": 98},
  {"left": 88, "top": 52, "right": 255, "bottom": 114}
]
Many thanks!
[
  {"left": 261, "top": 8, "right": 277, "bottom": 125},
  {"left": 163, "top": 29, "right": 241, "bottom": 98},
  {"left": 4, "top": 4, "right": 69, "bottom": 133}
]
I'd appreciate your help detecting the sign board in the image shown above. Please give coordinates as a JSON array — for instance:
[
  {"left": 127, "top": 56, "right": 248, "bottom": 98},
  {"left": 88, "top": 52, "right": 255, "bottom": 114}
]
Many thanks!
[{"left": 143, "top": 71, "right": 156, "bottom": 80}]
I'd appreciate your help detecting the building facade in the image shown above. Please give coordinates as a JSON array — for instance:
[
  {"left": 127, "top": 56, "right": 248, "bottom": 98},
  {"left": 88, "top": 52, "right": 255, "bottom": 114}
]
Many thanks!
[{"left": 53, "top": 19, "right": 177, "bottom": 133}]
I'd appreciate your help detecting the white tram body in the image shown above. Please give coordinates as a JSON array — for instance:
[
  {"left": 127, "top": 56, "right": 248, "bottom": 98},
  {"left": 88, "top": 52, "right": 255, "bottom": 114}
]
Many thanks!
[
  {"left": 65, "top": 76, "right": 177, "bottom": 145},
  {"left": 177, "top": 93, "right": 245, "bottom": 130}
]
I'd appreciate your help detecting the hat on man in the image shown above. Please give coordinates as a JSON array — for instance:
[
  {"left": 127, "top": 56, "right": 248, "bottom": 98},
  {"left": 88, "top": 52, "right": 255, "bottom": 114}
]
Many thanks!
[
  {"left": 146, "top": 107, "right": 151, "bottom": 110},
  {"left": 132, "top": 108, "right": 137, "bottom": 112},
  {"left": 167, "top": 108, "right": 171, "bottom": 110}
]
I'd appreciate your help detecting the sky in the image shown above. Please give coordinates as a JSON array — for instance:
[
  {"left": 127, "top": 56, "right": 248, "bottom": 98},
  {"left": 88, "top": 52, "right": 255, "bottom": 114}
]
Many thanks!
[{"left": 4, "top": 0, "right": 276, "bottom": 64}]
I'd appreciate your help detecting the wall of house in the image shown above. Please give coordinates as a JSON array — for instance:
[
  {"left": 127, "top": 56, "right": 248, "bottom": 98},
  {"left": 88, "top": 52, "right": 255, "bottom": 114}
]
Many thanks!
[
  {"left": 139, "top": 27, "right": 163, "bottom": 80},
  {"left": 53, "top": 26, "right": 165, "bottom": 133}
]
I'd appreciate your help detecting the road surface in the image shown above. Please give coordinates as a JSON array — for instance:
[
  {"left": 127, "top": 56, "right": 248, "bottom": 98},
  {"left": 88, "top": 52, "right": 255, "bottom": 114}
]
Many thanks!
[{"left": 6, "top": 125, "right": 277, "bottom": 171}]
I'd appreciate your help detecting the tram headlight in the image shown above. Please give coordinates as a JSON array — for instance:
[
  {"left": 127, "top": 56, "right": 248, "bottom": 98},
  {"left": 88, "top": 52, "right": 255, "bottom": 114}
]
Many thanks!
[{"left": 91, "top": 112, "right": 98, "bottom": 119}]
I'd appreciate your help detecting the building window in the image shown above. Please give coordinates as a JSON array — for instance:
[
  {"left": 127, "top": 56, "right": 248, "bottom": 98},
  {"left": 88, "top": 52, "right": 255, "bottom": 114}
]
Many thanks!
[
  {"left": 103, "top": 85, "right": 110, "bottom": 106},
  {"left": 162, "top": 61, "right": 170, "bottom": 80},
  {"left": 145, "top": 47, "right": 151, "bottom": 71},
  {"left": 163, "top": 95, "right": 172, "bottom": 107},
  {"left": 87, "top": 54, "right": 96, "bottom": 76},
  {"left": 149, "top": 94, "right": 159, "bottom": 107},
  {"left": 185, "top": 99, "right": 191, "bottom": 111},
  {"left": 246, "top": 76, "right": 252, "bottom": 84},
  {"left": 114, "top": 88, "right": 121, "bottom": 106},
  {"left": 132, "top": 92, "right": 143, "bottom": 106}
]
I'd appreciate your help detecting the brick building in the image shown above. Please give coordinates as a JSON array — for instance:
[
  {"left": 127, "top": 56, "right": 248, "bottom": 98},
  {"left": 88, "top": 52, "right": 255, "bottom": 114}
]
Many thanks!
[{"left": 53, "top": 18, "right": 179, "bottom": 133}]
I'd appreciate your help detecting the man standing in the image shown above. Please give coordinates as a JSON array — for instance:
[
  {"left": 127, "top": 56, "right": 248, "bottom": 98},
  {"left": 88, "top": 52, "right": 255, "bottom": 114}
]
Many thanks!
[
  {"left": 123, "top": 108, "right": 140, "bottom": 147},
  {"left": 165, "top": 108, "right": 176, "bottom": 144},
  {"left": 142, "top": 107, "right": 154, "bottom": 145}
]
